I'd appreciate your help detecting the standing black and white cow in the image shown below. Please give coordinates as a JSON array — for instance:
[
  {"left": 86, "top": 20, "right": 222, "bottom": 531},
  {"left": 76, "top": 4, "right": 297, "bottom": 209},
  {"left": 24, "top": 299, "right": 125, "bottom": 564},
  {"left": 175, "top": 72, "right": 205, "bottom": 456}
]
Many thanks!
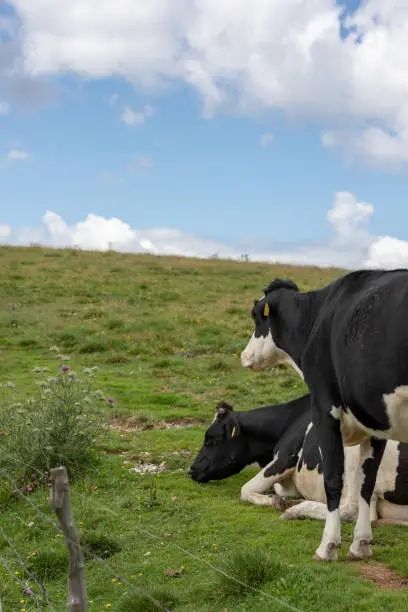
[
  {"left": 240, "top": 270, "right": 408, "bottom": 562},
  {"left": 189, "top": 398, "right": 408, "bottom": 525}
]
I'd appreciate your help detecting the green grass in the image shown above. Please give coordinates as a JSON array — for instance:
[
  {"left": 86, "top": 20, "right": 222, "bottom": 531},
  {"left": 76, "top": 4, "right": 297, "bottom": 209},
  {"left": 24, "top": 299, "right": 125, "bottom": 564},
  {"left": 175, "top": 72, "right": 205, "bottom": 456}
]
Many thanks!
[{"left": 0, "top": 245, "right": 408, "bottom": 611}]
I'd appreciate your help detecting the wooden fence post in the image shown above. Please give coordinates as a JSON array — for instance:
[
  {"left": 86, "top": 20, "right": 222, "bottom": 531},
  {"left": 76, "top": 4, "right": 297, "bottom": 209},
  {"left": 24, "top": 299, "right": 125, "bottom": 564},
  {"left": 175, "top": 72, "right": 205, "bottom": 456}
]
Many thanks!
[{"left": 50, "top": 466, "right": 87, "bottom": 612}]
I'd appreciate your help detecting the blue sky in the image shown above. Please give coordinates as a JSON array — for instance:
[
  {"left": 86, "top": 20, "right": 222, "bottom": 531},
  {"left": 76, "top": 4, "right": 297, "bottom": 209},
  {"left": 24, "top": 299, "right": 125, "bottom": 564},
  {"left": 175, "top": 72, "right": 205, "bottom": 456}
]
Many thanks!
[{"left": 2, "top": 1, "right": 408, "bottom": 268}]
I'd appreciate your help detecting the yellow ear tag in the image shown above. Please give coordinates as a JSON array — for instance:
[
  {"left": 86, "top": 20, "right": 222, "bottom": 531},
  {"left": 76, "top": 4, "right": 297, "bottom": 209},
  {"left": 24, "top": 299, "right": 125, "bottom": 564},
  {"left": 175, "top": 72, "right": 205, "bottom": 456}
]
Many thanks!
[
  {"left": 263, "top": 303, "right": 269, "bottom": 317},
  {"left": 231, "top": 426, "right": 236, "bottom": 438}
]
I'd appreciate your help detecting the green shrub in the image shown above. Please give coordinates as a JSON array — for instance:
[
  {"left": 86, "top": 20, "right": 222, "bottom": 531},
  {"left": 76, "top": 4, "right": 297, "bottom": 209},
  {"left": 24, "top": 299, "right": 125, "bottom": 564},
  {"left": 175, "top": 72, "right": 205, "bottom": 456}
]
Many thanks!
[{"left": 0, "top": 367, "right": 104, "bottom": 494}]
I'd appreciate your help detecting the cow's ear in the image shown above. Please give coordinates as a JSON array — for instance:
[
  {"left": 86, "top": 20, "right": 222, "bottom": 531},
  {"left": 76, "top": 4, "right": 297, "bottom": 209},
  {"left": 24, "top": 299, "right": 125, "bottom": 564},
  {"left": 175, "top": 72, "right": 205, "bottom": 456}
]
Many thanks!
[
  {"left": 216, "top": 401, "right": 233, "bottom": 418},
  {"left": 226, "top": 414, "right": 240, "bottom": 439},
  {"left": 263, "top": 302, "right": 270, "bottom": 318}
]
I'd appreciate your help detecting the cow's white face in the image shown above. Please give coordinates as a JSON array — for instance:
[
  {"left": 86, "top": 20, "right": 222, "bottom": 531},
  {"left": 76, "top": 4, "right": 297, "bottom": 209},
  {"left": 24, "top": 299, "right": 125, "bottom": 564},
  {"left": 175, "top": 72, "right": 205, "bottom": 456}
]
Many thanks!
[
  {"left": 240, "top": 296, "right": 303, "bottom": 377},
  {"left": 240, "top": 296, "right": 284, "bottom": 371},
  {"left": 241, "top": 330, "right": 286, "bottom": 371}
]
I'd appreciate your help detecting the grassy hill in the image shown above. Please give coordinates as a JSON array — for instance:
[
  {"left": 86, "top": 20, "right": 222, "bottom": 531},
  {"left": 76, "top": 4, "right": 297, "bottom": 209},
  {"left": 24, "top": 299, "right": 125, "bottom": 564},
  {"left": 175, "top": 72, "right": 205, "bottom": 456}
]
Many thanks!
[{"left": 0, "top": 245, "right": 407, "bottom": 611}]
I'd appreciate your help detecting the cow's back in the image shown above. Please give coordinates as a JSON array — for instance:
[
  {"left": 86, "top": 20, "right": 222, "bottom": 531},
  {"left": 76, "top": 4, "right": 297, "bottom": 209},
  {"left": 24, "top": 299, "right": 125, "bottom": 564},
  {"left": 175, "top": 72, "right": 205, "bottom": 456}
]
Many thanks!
[{"left": 303, "top": 269, "right": 408, "bottom": 438}]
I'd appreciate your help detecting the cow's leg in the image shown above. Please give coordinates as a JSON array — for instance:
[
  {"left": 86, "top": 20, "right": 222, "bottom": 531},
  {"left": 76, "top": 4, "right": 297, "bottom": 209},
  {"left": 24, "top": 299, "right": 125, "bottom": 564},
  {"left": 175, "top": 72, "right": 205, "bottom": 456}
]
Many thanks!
[
  {"left": 281, "top": 500, "right": 328, "bottom": 521},
  {"left": 281, "top": 500, "right": 357, "bottom": 522},
  {"left": 370, "top": 498, "right": 378, "bottom": 522},
  {"left": 241, "top": 465, "right": 296, "bottom": 510},
  {"left": 274, "top": 480, "right": 301, "bottom": 499},
  {"left": 348, "top": 437, "right": 386, "bottom": 561},
  {"left": 313, "top": 404, "right": 344, "bottom": 562},
  {"left": 340, "top": 450, "right": 360, "bottom": 522}
]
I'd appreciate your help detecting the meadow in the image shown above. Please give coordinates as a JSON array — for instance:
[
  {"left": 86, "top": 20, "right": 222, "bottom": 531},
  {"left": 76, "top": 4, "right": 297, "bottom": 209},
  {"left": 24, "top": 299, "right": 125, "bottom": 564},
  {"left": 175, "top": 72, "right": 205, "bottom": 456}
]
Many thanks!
[{"left": 0, "top": 245, "right": 407, "bottom": 611}]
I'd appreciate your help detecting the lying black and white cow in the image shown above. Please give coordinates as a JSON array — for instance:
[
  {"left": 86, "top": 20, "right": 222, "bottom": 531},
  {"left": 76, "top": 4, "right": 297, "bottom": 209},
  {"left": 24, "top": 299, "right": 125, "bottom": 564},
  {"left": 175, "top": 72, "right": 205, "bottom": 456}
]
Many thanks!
[
  {"left": 189, "top": 398, "right": 408, "bottom": 525},
  {"left": 241, "top": 270, "right": 408, "bottom": 562}
]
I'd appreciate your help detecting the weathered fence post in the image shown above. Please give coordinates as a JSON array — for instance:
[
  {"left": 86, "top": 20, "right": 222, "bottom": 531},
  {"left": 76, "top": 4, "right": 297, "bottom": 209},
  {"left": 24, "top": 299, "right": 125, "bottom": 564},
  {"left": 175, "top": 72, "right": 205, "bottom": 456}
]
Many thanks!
[{"left": 50, "top": 466, "right": 87, "bottom": 612}]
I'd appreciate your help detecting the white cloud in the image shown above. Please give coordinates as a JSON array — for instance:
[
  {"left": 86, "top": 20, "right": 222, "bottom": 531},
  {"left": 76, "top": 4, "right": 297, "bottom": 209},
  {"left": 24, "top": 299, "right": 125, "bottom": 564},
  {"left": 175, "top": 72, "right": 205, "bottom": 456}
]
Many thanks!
[
  {"left": 1, "top": 191, "right": 408, "bottom": 270},
  {"left": 322, "top": 128, "right": 408, "bottom": 171},
  {"left": 109, "top": 92, "right": 119, "bottom": 105},
  {"left": 9, "top": 0, "right": 408, "bottom": 168},
  {"left": 365, "top": 236, "right": 408, "bottom": 269},
  {"left": 6, "top": 148, "right": 29, "bottom": 162},
  {"left": 121, "top": 104, "right": 154, "bottom": 126},
  {"left": 0, "top": 101, "right": 9, "bottom": 115},
  {"left": 0, "top": 224, "right": 12, "bottom": 240},
  {"left": 321, "top": 131, "right": 337, "bottom": 148},
  {"left": 260, "top": 133, "right": 274, "bottom": 148}
]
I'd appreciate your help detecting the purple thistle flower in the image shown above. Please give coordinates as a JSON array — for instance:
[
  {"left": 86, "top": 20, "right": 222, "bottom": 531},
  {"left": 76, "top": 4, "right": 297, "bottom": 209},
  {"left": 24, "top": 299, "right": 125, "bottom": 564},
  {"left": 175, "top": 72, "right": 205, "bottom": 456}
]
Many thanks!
[
  {"left": 107, "top": 397, "right": 115, "bottom": 405},
  {"left": 60, "top": 365, "right": 70, "bottom": 373},
  {"left": 31, "top": 473, "right": 36, "bottom": 479},
  {"left": 26, "top": 486, "right": 33, "bottom": 493},
  {"left": 25, "top": 589, "right": 32, "bottom": 595}
]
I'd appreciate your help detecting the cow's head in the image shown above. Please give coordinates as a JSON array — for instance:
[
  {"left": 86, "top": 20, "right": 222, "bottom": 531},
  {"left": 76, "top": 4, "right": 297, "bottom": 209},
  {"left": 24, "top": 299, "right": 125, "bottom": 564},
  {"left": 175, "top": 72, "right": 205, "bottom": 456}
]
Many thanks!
[
  {"left": 240, "top": 279, "right": 302, "bottom": 374},
  {"left": 189, "top": 401, "right": 247, "bottom": 483}
]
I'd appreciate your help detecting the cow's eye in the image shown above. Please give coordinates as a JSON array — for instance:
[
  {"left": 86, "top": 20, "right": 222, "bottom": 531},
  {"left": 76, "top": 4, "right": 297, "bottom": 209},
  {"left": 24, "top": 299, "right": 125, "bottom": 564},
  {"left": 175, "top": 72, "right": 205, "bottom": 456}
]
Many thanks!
[{"left": 205, "top": 438, "right": 217, "bottom": 447}]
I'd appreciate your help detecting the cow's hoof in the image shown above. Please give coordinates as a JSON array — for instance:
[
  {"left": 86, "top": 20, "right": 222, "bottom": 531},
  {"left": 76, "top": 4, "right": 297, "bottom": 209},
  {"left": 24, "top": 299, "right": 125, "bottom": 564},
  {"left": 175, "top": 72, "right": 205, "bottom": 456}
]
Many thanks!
[
  {"left": 314, "top": 542, "right": 340, "bottom": 562},
  {"left": 280, "top": 509, "right": 304, "bottom": 520},
  {"left": 269, "top": 494, "right": 289, "bottom": 511},
  {"left": 347, "top": 540, "right": 372, "bottom": 561}
]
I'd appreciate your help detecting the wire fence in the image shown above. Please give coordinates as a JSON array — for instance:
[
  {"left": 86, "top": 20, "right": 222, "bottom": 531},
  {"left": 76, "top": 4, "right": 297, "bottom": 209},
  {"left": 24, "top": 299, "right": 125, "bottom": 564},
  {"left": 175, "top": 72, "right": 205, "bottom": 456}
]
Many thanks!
[
  {"left": 0, "top": 525, "right": 55, "bottom": 611},
  {"left": 0, "top": 460, "right": 303, "bottom": 612},
  {"left": 0, "top": 468, "right": 171, "bottom": 612}
]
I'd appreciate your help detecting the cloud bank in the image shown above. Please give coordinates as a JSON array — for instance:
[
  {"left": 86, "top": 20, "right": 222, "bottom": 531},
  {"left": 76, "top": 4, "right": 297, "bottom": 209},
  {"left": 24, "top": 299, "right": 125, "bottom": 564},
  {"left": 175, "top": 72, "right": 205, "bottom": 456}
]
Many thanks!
[
  {"left": 1, "top": 192, "right": 407, "bottom": 270},
  {"left": 4, "top": 0, "right": 408, "bottom": 168}
]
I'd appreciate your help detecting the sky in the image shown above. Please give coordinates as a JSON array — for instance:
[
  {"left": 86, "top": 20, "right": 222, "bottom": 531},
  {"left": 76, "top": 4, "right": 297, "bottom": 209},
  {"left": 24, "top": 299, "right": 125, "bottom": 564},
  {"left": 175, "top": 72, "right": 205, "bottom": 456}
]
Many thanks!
[{"left": 2, "top": 0, "right": 408, "bottom": 269}]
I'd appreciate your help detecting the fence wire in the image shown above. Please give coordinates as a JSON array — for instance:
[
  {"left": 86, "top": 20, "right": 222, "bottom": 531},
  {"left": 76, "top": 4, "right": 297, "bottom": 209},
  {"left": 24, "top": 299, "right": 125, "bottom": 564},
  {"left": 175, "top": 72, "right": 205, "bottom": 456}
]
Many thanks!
[
  {"left": 0, "top": 468, "right": 171, "bottom": 612},
  {"left": 0, "top": 525, "right": 55, "bottom": 611},
  {"left": 0, "top": 552, "right": 43, "bottom": 610},
  {"left": 1, "top": 456, "right": 303, "bottom": 612}
]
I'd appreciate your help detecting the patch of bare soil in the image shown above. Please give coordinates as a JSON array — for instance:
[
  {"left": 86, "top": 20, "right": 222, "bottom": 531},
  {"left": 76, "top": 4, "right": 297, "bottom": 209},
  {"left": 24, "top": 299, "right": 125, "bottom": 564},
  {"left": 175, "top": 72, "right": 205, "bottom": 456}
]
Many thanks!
[
  {"left": 165, "top": 417, "right": 203, "bottom": 428},
  {"left": 128, "top": 449, "right": 193, "bottom": 462},
  {"left": 109, "top": 414, "right": 203, "bottom": 433},
  {"left": 359, "top": 562, "right": 408, "bottom": 590}
]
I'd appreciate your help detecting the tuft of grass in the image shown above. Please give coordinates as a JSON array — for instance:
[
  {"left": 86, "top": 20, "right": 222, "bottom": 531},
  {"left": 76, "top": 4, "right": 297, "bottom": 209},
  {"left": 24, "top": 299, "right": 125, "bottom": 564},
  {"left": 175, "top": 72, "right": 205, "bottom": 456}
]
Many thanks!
[
  {"left": 81, "top": 531, "right": 122, "bottom": 559},
  {"left": 18, "top": 338, "right": 38, "bottom": 348},
  {"left": 79, "top": 340, "right": 110, "bottom": 353},
  {"left": 207, "top": 359, "right": 231, "bottom": 372},
  {"left": 105, "top": 353, "right": 130, "bottom": 364},
  {"left": 25, "top": 549, "right": 68, "bottom": 581},
  {"left": 106, "top": 318, "right": 125, "bottom": 331},
  {"left": 56, "top": 330, "right": 80, "bottom": 347},
  {"left": 216, "top": 548, "right": 284, "bottom": 599},
  {"left": 118, "top": 587, "right": 179, "bottom": 611},
  {"left": 82, "top": 308, "right": 104, "bottom": 320},
  {"left": 140, "top": 475, "right": 160, "bottom": 509}
]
